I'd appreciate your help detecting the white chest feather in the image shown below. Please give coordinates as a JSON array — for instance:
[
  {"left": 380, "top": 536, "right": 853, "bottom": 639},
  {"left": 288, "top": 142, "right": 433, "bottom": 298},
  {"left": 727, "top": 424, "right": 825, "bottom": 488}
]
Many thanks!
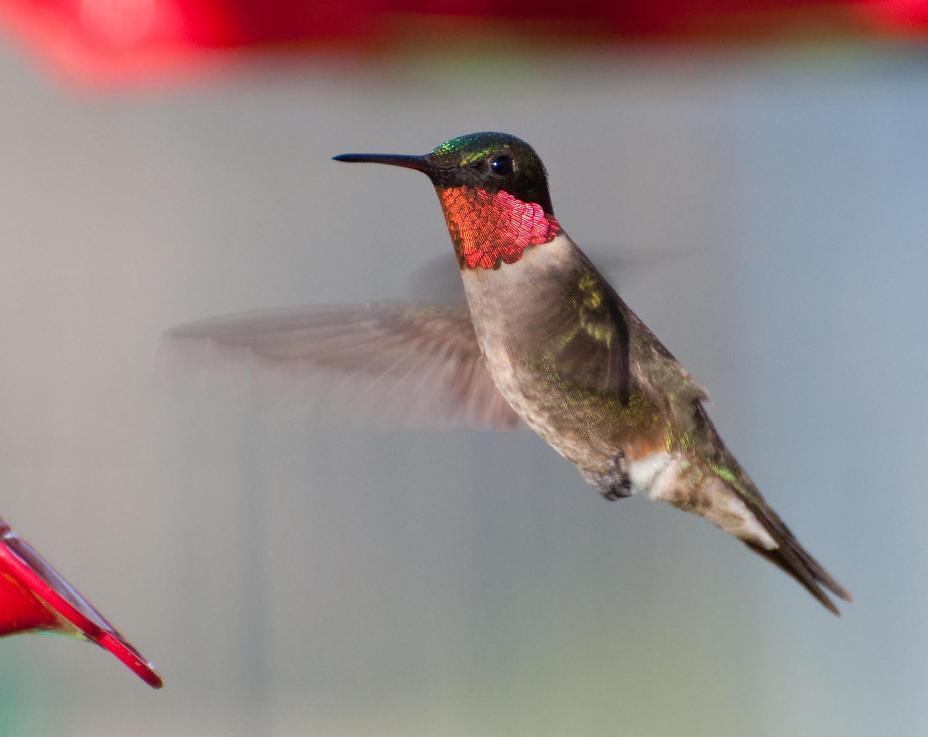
[{"left": 458, "top": 233, "right": 576, "bottom": 431}]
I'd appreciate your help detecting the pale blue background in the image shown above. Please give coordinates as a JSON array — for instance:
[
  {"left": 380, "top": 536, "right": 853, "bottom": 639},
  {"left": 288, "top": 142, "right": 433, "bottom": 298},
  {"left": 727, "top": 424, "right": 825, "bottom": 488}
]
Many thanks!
[{"left": 0, "top": 41, "right": 924, "bottom": 736}]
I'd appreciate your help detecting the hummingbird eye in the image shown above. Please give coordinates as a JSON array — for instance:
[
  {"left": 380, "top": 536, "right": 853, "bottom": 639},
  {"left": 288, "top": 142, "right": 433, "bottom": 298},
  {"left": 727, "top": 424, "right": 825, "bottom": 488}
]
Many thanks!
[{"left": 490, "top": 154, "right": 514, "bottom": 176}]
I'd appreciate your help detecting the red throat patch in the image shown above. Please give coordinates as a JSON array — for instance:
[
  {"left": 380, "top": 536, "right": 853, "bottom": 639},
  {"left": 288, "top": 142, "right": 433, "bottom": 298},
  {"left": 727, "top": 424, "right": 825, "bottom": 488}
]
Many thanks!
[{"left": 437, "top": 186, "right": 561, "bottom": 270}]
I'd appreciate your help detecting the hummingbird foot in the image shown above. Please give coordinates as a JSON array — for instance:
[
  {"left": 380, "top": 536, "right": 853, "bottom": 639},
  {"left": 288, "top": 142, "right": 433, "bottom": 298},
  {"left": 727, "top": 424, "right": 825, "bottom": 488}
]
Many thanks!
[{"left": 598, "top": 451, "right": 633, "bottom": 502}]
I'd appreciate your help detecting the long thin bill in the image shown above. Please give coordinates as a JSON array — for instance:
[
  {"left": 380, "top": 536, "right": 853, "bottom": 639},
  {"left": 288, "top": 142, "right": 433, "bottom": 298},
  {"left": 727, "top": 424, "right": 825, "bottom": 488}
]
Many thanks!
[{"left": 332, "top": 153, "right": 433, "bottom": 172}]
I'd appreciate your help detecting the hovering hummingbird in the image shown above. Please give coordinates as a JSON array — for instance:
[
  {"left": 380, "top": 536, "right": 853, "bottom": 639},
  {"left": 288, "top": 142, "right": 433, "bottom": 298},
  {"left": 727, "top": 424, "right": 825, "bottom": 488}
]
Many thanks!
[{"left": 172, "top": 132, "right": 851, "bottom": 614}]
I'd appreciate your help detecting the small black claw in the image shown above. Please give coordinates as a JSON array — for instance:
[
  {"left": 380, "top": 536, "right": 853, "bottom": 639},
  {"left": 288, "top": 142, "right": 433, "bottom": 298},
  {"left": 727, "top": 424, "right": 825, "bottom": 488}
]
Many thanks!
[
  {"left": 600, "top": 485, "right": 632, "bottom": 502},
  {"left": 599, "top": 449, "right": 632, "bottom": 501}
]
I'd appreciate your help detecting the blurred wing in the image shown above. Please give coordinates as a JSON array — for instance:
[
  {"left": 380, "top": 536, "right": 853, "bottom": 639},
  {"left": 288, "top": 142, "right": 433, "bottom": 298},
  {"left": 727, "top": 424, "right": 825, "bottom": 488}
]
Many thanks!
[
  {"left": 168, "top": 303, "right": 522, "bottom": 430},
  {"left": 407, "top": 255, "right": 466, "bottom": 304}
]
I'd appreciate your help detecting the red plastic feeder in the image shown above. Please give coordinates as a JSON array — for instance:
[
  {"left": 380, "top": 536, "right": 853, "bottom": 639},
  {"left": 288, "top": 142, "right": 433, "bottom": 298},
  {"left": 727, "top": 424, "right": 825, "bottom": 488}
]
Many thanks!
[{"left": 0, "top": 517, "right": 162, "bottom": 688}]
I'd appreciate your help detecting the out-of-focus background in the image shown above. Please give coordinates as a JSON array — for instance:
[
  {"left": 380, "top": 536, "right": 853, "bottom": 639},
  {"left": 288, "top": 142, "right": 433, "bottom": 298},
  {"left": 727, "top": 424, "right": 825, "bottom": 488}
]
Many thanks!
[{"left": 0, "top": 2, "right": 926, "bottom": 735}]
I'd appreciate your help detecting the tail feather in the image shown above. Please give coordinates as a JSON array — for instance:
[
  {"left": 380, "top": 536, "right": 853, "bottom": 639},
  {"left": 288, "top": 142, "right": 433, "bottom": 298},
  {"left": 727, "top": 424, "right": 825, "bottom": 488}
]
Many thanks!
[
  {"left": 743, "top": 537, "right": 850, "bottom": 616},
  {"left": 740, "top": 484, "right": 853, "bottom": 614},
  {"left": 687, "top": 405, "right": 852, "bottom": 614},
  {"left": 646, "top": 447, "right": 853, "bottom": 614}
]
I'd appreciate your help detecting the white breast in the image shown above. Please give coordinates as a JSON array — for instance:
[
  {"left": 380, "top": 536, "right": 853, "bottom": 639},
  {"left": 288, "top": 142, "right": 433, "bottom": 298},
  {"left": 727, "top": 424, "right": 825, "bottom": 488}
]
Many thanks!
[
  {"left": 458, "top": 233, "right": 580, "bottom": 445},
  {"left": 459, "top": 231, "right": 576, "bottom": 327}
]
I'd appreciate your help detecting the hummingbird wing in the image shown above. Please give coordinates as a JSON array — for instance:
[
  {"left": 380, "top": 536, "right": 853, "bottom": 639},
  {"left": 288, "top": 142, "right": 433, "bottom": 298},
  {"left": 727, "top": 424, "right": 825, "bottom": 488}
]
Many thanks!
[
  {"left": 168, "top": 303, "right": 522, "bottom": 431},
  {"left": 530, "top": 251, "right": 708, "bottom": 410}
]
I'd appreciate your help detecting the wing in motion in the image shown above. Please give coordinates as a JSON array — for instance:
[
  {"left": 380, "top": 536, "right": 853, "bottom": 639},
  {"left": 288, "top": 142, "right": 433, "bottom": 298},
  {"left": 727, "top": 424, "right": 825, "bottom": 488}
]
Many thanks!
[{"left": 168, "top": 302, "right": 522, "bottom": 431}]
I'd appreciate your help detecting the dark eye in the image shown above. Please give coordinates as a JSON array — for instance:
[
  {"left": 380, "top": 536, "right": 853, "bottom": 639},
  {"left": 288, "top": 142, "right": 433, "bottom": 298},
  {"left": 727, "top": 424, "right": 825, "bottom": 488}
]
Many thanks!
[{"left": 490, "top": 155, "right": 513, "bottom": 176}]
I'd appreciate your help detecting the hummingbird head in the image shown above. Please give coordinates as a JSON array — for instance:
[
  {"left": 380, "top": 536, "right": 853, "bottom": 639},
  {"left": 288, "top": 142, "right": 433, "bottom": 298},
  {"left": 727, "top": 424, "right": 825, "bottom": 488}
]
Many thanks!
[{"left": 335, "top": 132, "right": 561, "bottom": 270}]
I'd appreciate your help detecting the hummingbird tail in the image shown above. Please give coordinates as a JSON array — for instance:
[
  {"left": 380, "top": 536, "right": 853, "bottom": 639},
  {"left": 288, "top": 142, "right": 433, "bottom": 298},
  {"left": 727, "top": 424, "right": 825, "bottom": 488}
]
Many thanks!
[
  {"left": 742, "top": 524, "right": 852, "bottom": 616},
  {"left": 686, "top": 408, "right": 853, "bottom": 614}
]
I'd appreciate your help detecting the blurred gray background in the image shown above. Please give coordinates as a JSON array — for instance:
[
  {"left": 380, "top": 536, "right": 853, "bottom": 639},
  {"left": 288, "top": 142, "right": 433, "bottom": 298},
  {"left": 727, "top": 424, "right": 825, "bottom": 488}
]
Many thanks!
[{"left": 0, "top": 40, "right": 925, "bottom": 736}]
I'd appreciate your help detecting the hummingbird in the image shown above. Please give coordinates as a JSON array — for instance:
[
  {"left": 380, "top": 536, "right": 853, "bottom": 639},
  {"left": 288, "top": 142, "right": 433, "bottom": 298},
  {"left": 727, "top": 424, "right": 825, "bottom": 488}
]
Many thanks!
[{"left": 172, "top": 132, "right": 851, "bottom": 615}]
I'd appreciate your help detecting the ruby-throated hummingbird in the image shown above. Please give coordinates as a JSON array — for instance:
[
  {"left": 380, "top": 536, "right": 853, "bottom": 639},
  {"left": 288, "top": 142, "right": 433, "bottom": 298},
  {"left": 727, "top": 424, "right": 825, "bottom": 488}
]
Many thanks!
[{"left": 172, "top": 132, "right": 851, "bottom": 614}]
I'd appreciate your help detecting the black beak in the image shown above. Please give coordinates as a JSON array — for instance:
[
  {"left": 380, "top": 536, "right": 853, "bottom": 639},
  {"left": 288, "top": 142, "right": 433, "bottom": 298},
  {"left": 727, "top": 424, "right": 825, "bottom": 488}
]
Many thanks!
[{"left": 332, "top": 153, "right": 435, "bottom": 176}]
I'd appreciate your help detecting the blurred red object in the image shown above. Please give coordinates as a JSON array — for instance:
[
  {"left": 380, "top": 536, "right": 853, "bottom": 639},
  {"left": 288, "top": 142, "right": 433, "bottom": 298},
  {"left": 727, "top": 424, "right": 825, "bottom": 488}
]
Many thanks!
[
  {"left": 0, "top": 1, "right": 924, "bottom": 84},
  {"left": 0, "top": 517, "right": 162, "bottom": 688},
  {"left": 862, "top": 0, "right": 928, "bottom": 32}
]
